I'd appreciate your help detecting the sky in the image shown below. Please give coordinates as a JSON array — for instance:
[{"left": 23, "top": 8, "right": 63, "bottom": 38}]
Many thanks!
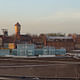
[{"left": 0, "top": 0, "right": 80, "bottom": 35}]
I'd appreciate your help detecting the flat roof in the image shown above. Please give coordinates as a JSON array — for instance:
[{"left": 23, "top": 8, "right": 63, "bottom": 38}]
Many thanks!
[{"left": 47, "top": 36, "right": 73, "bottom": 40}]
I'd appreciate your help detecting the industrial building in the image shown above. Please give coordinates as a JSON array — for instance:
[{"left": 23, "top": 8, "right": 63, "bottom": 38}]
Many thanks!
[
  {"left": 0, "top": 22, "right": 80, "bottom": 57},
  {"left": 46, "top": 36, "right": 75, "bottom": 51},
  {"left": 0, "top": 43, "right": 66, "bottom": 56}
]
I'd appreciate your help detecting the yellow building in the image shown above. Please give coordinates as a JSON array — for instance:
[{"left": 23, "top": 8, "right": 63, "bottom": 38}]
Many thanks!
[{"left": 8, "top": 43, "right": 15, "bottom": 49}]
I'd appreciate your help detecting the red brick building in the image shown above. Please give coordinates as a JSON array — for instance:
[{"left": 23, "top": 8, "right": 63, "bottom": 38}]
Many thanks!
[
  {"left": 74, "top": 35, "right": 80, "bottom": 49},
  {"left": 44, "top": 36, "right": 75, "bottom": 51},
  {"left": 32, "top": 35, "right": 44, "bottom": 48},
  {"left": 31, "top": 34, "right": 75, "bottom": 51}
]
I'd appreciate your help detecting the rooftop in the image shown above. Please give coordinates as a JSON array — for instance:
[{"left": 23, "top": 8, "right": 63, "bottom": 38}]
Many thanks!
[{"left": 47, "top": 36, "right": 73, "bottom": 40}]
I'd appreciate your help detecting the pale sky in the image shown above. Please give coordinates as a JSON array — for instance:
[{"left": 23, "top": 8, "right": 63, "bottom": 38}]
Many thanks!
[{"left": 0, "top": 0, "right": 80, "bottom": 35}]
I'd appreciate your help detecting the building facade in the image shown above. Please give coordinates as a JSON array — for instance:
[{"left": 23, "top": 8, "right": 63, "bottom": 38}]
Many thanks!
[{"left": 46, "top": 36, "right": 75, "bottom": 51}]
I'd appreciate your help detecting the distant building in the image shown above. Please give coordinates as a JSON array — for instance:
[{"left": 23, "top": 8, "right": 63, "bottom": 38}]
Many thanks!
[
  {"left": 74, "top": 35, "right": 80, "bottom": 49},
  {"left": 20, "top": 34, "right": 32, "bottom": 44},
  {"left": 1, "top": 22, "right": 79, "bottom": 52},
  {"left": 2, "top": 29, "right": 8, "bottom": 37},
  {"left": 32, "top": 35, "right": 44, "bottom": 48},
  {"left": 0, "top": 37, "right": 2, "bottom": 48},
  {"left": 68, "top": 34, "right": 80, "bottom": 49},
  {"left": 15, "top": 22, "right": 21, "bottom": 36},
  {"left": 16, "top": 43, "right": 66, "bottom": 56},
  {"left": 46, "top": 36, "right": 75, "bottom": 51}
]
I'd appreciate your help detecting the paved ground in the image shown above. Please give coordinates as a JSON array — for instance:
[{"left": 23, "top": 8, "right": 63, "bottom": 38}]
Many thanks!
[
  {"left": 0, "top": 77, "right": 77, "bottom": 80},
  {"left": 0, "top": 57, "right": 79, "bottom": 79}
]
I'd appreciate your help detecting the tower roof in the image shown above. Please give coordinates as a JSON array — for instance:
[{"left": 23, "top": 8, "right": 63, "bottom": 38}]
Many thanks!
[{"left": 15, "top": 22, "right": 21, "bottom": 27}]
